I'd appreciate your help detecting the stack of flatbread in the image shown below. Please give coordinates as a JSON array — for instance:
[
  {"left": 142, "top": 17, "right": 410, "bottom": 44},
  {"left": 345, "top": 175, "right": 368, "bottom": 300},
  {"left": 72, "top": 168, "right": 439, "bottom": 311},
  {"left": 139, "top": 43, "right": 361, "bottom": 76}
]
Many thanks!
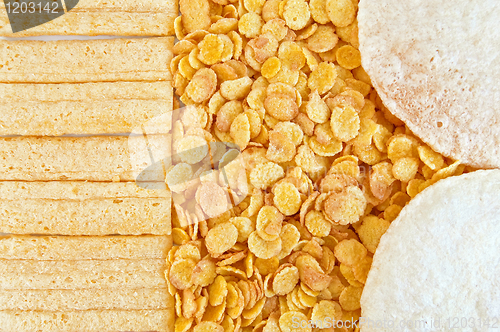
[
  {"left": 0, "top": 2, "right": 177, "bottom": 331},
  {"left": 0, "top": 235, "right": 174, "bottom": 331}
]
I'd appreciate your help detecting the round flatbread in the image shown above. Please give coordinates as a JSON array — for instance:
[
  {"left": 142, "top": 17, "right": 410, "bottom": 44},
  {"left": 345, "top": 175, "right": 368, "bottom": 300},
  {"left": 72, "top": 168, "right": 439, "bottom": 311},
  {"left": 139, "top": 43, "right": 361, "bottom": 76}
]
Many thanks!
[
  {"left": 361, "top": 170, "right": 500, "bottom": 332},
  {"left": 358, "top": 0, "right": 500, "bottom": 168}
]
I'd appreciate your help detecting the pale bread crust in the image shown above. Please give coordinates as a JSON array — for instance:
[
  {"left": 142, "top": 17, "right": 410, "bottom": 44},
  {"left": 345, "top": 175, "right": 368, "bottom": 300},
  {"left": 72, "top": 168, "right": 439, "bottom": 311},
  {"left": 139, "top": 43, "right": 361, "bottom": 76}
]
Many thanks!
[
  {"left": 0, "top": 235, "right": 171, "bottom": 260},
  {"left": 0, "top": 181, "right": 170, "bottom": 200},
  {"left": 0, "top": 309, "right": 173, "bottom": 332},
  {"left": 0, "top": 38, "right": 173, "bottom": 83},
  {"left": 0, "top": 198, "right": 171, "bottom": 235},
  {"left": 0, "top": 288, "right": 172, "bottom": 311},
  {"left": 358, "top": 0, "right": 500, "bottom": 168},
  {"left": 0, "top": 13, "right": 177, "bottom": 36},
  {"left": 0, "top": 259, "right": 167, "bottom": 289},
  {"left": 0, "top": 82, "right": 172, "bottom": 102},
  {"left": 0, "top": 0, "right": 177, "bottom": 36},
  {"left": 0, "top": 82, "right": 173, "bottom": 135},
  {"left": 361, "top": 170, "right": 500, "bottom": 331},
  {"left": 0, "top": 182, "right": 171, "bottom": 235},
  {"left": 0, "top": 99, "right": 172, "bottom": 135},
  {"left": 0, "top": 136, "right": 171, "bottom": 182}
]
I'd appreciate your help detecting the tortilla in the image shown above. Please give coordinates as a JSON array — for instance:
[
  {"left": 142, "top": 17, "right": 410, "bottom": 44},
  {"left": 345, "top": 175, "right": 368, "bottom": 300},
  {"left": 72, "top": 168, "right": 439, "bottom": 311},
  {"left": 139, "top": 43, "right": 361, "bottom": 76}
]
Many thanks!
[
  {"left": 0, "top": 82, "right": 173, "bottom": 135},
  {"left": 358, "top": 0, "right": 500, "bottom": 168},
  {"left": 0, "top": 37, "right": 173, "bottom": 83},
  {"left": 361, "top": 170, "right": 500, "bottom": 331}
]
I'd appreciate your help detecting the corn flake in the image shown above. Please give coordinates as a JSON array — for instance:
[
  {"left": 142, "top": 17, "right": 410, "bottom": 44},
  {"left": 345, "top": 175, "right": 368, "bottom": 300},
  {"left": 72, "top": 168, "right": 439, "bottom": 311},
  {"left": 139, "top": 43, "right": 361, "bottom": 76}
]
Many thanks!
[
  {"left": 418, "top": 144, "right": 445, "bottom": 170},
  {"left": 167, "top": 163, "right": 193, "bottom": 193},
  {"left": 169, "top": 258, "right": 197, "bottom": 290},
  {"left": 267, "top": 130, "right": 297, "bottom": 162},
  {"left": 309, "top": 0, "right": 330, "bottom": 24},
  {"left": 273, "top": 264, "right": 300, "bottom": 295},
  {"left": 356, "top": 215, "right": 389, "bottom": 253},
  {"left": 279, "top": 311, "right": 310, "bottom": 332},
  {"left": 239, "top": 12, "right": 265, "bottom": 38},
  {"left": 283, "top": 0, "right": 311, "bottom": 30},
  {"left": 312, "top": 300, "right": 343, "bottom": 322},
  {"left": 387, "top": 134, "right": 418, "bottom": 162},
  {"left": 273, "top": 181, "right": 302, "bottom": 216},
  {"left": 265, "top": 93, "right": 299, "bottom": 121},
  {"left": 336, "top": 45, "right": 362, "bottom": 70},
  {"left": 198, "top": 34, "right": 224, "bottom": 65},
  {"left": 249, "top": 162, "right": 285, "bottom": 189},
  {"left": 308, "top": 62, "right": 337, "bottom": 95},
  {"left": 179, "top": 0, "right": 211, "bottom": 33},
  {"left": 384, "top": 204, "right": 403, "bottom": 222},
  {"left": 339, "top": 285, "right": 362, "bottom": 311},
  {"left": 305, "top": 210, "right": 332, "bottom": 237},
  {"left": 216, "top": 100, "right": 244, "bottom": 132},
  {"left": 256, "top": 205, "right": 284, "bottom": 241},
  {"left": 192, "top": 259, "right": 217, "bottom": 287},
  {"left": 307, "top": 25, "right": 338, "bottom": 53},
  {"left": 230, "top": 113, "right": 251, "bottom": 150},
  {"left": 205, "top": 222, "right": 239, "bottom": 257},
  {"left": 261, "top": 57, "right": 282, "bottom": 79},
  {"left": 392, "top": 157, "right": 420, "bottom": 182},
  {"left": 308, "top": 136, "right": 343, "bottom": 157},
  {"left": 306, "top": 90, "right": 331, "bottom": 124},
  {"left": 333, "top": 239, "right": 367, "bottom": 267},
  {"left": 176, "top": 135, "right": 209, "bottom": 164},
  {"left": 248, "top": 231, "right": 282, "bottom": 259},
  {"left": 326, "top": 0, "right": 355, "bottom": 27},
  {"left": 193, "top": 321, "right": 224, "bottom": 332},
  {"left": 324, "top": 185, "right": 366, "bottom": 225}
]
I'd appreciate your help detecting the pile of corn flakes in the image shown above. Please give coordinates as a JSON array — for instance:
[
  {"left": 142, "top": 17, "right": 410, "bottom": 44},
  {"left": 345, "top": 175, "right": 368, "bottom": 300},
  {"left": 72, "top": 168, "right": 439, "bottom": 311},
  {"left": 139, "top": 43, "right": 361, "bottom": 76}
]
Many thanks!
[{"left": 167, "top": 0, "right": 470, "bottom": 331}]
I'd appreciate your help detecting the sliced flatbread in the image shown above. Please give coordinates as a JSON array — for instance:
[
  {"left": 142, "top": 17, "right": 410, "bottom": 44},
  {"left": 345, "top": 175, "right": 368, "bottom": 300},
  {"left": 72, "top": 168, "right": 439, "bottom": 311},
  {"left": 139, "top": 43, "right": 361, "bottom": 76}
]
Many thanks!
[
  {"left": 0, "top": 136, "right": 171, "bottom": 182},
  {"left": 361, "top": 170, "right": 500, "bottom": 331},
  {"left": 0, "top": 288, "right": 172, "bottom": 311},
  {"left": 0, "top": 81, "right": 172, "bottom": 102},
  {"left": 0, "top": 0, "right": 177, "bottom": 36},
  {"left": 0, "top": 235, "right": 172, "bottom": 260},
  {"left": 0, "top": 309, "right": 173, "bottom": 332},
  {"left": 0, "top": 37, "right": 173, "bottom": 83},
  {"left": 0, "top": 182, "right": 171, "bottom": 235},
  {"left": 0, "top": 259, "right": 167, "bottom": 289},
  {"left": 0, "top": 82, "right": 173, "bottom": 135},
  {"left": 358, "top": 0, "right": 500, "bottom": 168}
]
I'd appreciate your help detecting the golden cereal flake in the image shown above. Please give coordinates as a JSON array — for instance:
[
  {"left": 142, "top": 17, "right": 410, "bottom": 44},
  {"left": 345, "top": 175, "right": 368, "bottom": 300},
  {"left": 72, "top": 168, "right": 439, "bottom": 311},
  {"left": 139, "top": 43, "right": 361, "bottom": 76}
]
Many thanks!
[
  {"left": 326, "top": 0, "right": 356, "bottom": 28},
  {"left": 273, "top": 265, "right": 300, "bottom": 295},
  {"left": 283, "top": 0, "right": 311, "bottom": 31},
  {"left": 333, "top": 239, "right": 367, "bottom": 267},
  {"left": 323, "top": 186, "right": 367, "bottom": 225},
  {"left": 248, "top": 231, "right": 282, "bottom": 259},
  {"left": 256, "top": 205, "right": 284, "bottom": 241},
  {"left": 308, "top": 62, "right": 337, "bottom": 95},
  {"left": 205, "top": 222, "right": 239, "bottom": 257},
  {"left": 239, "top": 12, "right": 265, "bottom": 38},
  {"left": 249, "top": 162, "right": 285, "bottom": 190},
  {"left": 307, "top": 25, "right": 338, "bottom": 53},
  {"left": 273, "top": 181, "right": 302, "bottom": 216},
  {"left": 193, "top": 321, "right": 224, "bottom": 332}
]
